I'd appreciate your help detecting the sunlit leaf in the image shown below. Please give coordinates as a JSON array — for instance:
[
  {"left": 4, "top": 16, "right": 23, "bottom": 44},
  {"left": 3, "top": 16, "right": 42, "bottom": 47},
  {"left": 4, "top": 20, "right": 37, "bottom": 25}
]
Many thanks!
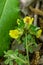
[{"left": 0, "top": 0, "right": 19, "bottom": 56}]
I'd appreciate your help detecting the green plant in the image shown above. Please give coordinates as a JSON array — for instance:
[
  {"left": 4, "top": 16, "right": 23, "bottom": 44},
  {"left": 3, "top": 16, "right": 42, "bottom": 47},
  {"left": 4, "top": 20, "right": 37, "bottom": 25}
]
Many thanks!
[
  {"left": 0, "top": 0, "right": 19, "bottom": 56},
  {"left": 4, "top": 16, "right": 42, "bottom": 65},
  {"left": 4, "top": 49, "right": 28, "bottom": 65}
]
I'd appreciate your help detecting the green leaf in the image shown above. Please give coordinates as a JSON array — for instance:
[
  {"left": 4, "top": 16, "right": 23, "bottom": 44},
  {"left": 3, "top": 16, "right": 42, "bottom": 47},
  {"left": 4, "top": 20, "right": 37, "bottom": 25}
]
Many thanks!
[
  {"left": 9, "top": 61, "right": 13, "bottom": 65},
  {"left": 4, "top": 49, "right": 27, "bottom": 65},
  {"left": 23, "top": 34, "right": 36, "bottom": 47},
  {"left": 4, "top": 59, "right": 10, "bottom": 64},
  {"left": 29, "top": 25, "right": 40, "bottom": 35},
  {"left": 28, "top": 44, "right": 37, "bottom": 53},
  {"left": 15, "top": 54, "right": 27, "bottom": 65},
  {"left": 18, "top": 19, "right": 25, "bottom": 29},
  {"left": 4, "top": 49, "right": 18, "bottom": 58},
  {"left": 0, "top": 0, "right": 19, "bottom": 56},
  {"left": 28, "top": 46, "right": 33, "bottom": 53},
  {"left": 0, "top": 0, "right": 6, "bottom": 17}
]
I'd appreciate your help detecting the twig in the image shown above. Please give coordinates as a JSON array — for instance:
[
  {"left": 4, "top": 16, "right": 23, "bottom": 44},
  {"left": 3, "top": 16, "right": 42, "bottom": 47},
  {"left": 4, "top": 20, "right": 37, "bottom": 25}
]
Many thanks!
[
  {"left": 39, "top": 35, "right": 43, "bottom": 42},
  {"left": 29, "top": 6, "right": 43, "bottom": 16},
  {"left": 33, "top": 0, "right": 40, "bottom": 26},
  {"left": 20, "top": 0, "right": 37, "bottom": 7},
  {"left": 20, "top": 0, "right": 38, "bottom": 16}
]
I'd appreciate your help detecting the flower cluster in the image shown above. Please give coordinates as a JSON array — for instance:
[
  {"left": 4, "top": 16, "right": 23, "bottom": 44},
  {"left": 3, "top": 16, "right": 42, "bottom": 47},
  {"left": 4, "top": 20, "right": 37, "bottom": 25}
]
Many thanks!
[{"left": 9, "top": 16, "right": 42, "bottom": 39}]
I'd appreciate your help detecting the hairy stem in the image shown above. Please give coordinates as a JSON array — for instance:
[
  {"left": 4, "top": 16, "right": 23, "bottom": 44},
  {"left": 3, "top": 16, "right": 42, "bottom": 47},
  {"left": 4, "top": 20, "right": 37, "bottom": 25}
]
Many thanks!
[{"left": 26, "top": 34, "right": 30, "bottom": 65}]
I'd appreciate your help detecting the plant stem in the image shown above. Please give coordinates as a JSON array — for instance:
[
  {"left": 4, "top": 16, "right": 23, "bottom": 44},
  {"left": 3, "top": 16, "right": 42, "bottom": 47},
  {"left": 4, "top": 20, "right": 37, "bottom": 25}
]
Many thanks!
[{"left": 26, "top": 34, "right": 30, "bottom": 65}]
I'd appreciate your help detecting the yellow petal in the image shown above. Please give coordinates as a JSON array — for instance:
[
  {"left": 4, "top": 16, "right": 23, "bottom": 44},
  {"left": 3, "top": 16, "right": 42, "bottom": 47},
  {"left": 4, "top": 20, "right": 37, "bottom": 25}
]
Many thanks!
[
  {"left": 29, "top": 18, "right": 34, "bottom": 25},
  {"left": 36, "top": 29, "right": 42, "bottom": 38},
  {"left": 23, "top": 16, "right": 34, "bottom": 25},
  {"left": 9, "top": 29, "right": 21, "bottom": 39}
]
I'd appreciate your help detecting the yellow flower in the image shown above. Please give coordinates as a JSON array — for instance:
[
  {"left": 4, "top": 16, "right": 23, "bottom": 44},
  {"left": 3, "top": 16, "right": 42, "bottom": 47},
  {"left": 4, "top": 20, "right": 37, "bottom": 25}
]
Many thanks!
[
  {"left": 23, "top": 16, "right": 34, "bottom": 26},
  {"left": 9, "top": 29, "right": 22, "bottom": 39},
  {"left": 36, "top": 29, "right": 42, "bottom": 38}
]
